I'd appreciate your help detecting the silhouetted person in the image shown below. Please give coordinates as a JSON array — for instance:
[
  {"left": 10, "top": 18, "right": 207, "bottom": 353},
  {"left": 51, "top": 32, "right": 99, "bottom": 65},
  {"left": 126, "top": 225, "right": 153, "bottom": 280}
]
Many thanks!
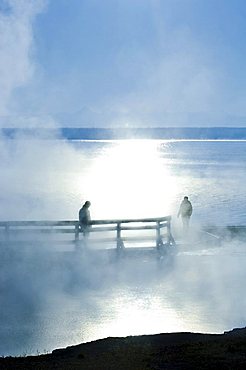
[
  {"left": 177, "top": 196, "right": 193, "bottom": 232},
  {"left": 79, "top": 200, "right": 91, "bottom": 237}
]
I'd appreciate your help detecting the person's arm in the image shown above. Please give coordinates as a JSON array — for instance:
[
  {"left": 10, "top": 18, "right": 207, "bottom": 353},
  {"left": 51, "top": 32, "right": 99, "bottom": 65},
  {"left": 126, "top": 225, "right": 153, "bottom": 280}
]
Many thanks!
[{"left": 87, "top": 210, "right": 91, "bottom": 224}]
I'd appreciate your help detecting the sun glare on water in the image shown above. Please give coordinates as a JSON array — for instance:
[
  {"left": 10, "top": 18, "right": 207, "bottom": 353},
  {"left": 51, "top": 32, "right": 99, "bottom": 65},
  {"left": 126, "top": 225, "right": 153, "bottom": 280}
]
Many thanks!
[
  {"left": 83, "top": 292, "right": 200, "bottom": 342},
  {"left": 82, "top": 140, "right": 178, "bottom": 219}
]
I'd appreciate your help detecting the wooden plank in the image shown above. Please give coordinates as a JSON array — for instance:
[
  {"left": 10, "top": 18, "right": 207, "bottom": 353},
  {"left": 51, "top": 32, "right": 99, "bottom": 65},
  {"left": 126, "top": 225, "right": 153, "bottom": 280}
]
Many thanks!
[
  {"left": 85, "top": 226, "right": 117, "bottom": 232},
  {"left": 120, "top": 225, "right": 157, "bottom": 231},
  {"left": 0, "top": 216, "right": 170, "bottom": 227},
  {"left": 0, "top": 228, "right": 76, "bottom": 234},
  {"left": 0, "top": 221, "right": 76, "bottom": 227},
  {"left": 91, "top": 216, "right": 171, "bottom": 225}
]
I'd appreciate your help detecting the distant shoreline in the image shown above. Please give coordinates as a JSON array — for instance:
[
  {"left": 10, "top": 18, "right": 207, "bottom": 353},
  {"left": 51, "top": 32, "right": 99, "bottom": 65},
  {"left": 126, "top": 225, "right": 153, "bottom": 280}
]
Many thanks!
[{"left": 2, "top": 127, "right": 246, "bottom": 140}]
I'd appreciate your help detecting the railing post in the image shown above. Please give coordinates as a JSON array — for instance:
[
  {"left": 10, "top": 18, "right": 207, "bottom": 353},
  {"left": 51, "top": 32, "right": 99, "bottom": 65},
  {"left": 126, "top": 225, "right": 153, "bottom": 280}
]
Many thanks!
[
  {"left": 167, "top": 217, "right": 175, "bottom": 246},
  {"left": 156, "top": 221, "right": 162, "bottom": 248},
  {"left": 75, "top": 222, "right": 80, "bottom": 242},
  {"left": 116, "top": 222, "right": 124, "bottom": 250}
]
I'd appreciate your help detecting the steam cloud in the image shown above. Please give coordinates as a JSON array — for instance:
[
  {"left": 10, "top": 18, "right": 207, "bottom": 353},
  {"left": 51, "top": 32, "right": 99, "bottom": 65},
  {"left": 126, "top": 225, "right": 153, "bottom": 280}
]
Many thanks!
[{"left": 0, "top": 0, "right": 45, "bottom": 117}]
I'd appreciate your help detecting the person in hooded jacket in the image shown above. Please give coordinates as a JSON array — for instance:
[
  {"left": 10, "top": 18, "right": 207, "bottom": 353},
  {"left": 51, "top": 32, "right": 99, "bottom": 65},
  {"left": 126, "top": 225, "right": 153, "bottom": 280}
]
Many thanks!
[
  {"left": 177, "top": 196, "right": 193, "bottom": 231},
  {"left": 79, "top": 200, "right": 91, "bottom": 237}
]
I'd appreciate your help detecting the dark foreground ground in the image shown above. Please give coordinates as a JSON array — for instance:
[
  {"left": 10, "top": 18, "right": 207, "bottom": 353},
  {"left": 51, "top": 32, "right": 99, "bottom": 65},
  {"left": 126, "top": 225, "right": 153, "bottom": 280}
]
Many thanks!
[{"left": 1, "top": 328, "right": 246, "bottom": 369}]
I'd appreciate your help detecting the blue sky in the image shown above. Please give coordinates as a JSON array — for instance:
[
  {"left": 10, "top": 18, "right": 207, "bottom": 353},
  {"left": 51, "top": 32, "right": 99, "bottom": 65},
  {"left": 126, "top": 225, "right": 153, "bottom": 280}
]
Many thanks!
[{"left": 1, "top": 0, "right": 246, "bottom": 127}]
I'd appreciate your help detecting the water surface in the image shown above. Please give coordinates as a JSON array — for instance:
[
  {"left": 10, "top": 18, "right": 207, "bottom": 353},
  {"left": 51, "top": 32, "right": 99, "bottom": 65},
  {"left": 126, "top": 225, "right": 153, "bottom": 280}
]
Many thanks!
[{"left": 1, "top": 139, "right": 246, "bottom": 355}]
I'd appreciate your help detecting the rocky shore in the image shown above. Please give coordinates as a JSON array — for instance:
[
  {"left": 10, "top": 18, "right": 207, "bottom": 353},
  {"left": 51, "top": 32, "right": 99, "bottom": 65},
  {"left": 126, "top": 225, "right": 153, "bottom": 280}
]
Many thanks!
[{"left": 1, "top": 327, "right": 246, "bottom": 369}]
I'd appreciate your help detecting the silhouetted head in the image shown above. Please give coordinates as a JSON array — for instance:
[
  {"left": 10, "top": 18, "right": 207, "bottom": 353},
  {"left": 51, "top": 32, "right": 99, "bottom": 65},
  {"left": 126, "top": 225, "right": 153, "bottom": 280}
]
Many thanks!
[
  {"left": 184, "top": 196, "right": 188, "bottom": 200},
  {"left": 83, "top": 200, "right": 91, "bottom": 208}
]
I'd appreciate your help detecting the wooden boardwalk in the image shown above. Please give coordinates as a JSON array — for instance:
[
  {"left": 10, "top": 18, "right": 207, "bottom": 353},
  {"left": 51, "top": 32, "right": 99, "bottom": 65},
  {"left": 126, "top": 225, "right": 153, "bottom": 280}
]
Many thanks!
[{"left": 0, "top": 216, "right": 176, "bottom": 255}]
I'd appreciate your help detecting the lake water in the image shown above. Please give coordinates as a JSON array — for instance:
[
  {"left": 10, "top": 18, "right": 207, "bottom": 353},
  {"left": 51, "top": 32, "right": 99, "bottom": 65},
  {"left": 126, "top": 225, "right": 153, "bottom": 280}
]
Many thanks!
[{"left": 1, "top": 138, "right": 246, "bottom": 356}]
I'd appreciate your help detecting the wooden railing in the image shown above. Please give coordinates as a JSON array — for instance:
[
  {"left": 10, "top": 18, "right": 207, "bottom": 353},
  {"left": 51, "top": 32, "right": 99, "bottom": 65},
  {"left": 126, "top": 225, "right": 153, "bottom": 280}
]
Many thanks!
[{"left": 0, "top": 216, "right": 175, "bottom": 250}]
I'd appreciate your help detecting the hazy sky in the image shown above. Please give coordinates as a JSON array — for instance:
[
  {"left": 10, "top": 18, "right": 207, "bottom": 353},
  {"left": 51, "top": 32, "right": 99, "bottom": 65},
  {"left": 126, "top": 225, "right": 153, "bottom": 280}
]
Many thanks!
[{"left": 1, "top": 0, "right": 246, "bottom": 127}]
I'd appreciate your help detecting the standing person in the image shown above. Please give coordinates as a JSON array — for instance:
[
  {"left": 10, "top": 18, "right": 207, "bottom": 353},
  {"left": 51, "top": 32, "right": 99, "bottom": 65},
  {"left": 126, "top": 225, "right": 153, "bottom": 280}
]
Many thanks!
[
  {"left": 79, "top": 200, "right": 91, "bottom": 237},
  {"left": 177, "top": 196, "right": 193, "bottom": 232}
]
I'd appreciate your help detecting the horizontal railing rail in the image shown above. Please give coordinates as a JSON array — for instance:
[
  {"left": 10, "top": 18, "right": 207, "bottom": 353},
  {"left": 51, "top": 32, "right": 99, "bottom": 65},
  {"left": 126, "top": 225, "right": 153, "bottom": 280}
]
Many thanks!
[{"left": 0, "top": 216, "right": 175, "bottom": 250}]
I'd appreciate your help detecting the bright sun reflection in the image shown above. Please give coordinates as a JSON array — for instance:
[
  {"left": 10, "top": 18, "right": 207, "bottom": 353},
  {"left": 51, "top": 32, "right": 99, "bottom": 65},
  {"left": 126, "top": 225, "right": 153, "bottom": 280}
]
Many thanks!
[
  {"left": 82, "top": 140, "right": 178, "bottom": 219},
  {"left": 93, "top": 299, "right": 186, "bottom": 339}
]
